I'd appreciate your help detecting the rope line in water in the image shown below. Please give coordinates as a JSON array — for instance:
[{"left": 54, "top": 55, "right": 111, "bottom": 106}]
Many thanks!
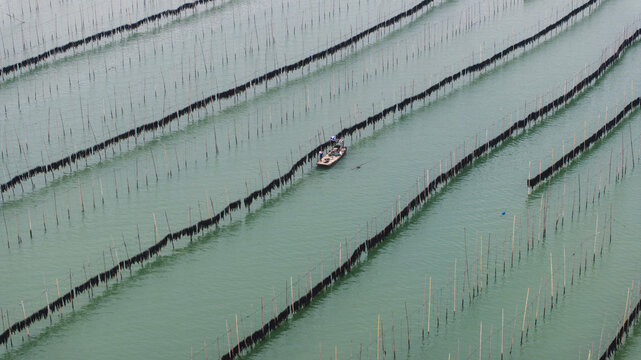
[
  {"left": 0, "top": 0, "right": 601, "bottom": 195},
  {"left": 0, "top": 0, "right": 440, "bottom": 77},
  {"left": 600, "top": 293, "right": 641, "bottom": 360},
  {"left": 0, "top": 0, "right": 618, "bottom": 347},
  {"left": 527, "top": 97, "right": 641, "bottom": 188},
  {"left": 220, "top": 26, "right": 641, "bottom": 360},
  {"left": 0, "top": 0, "right": 226, "bottom": 78}
]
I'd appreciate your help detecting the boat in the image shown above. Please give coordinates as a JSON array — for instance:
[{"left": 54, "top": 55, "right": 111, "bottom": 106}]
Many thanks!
[{"left": 316, "top": 138, "right": 347, "bottom": 167}]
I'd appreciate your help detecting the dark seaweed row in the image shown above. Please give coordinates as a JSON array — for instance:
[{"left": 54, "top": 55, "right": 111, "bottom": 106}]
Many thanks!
[
  {"left": 0, "top": 0, "right": 610, "bottom": 346},
  {"left": 0, "top": 0, "right": 437, "bottom": 77},
  {"left": 528, "top": 97, "right": 641, "bottom": 188},
  {"left": 0, "top": 0, "right": 599, "bottom": 194},
  {"left": 0, "top": 0, "right": 222, "bottom": 77},
  {"left": 225, "top": 25, "right": 641, "bottom": 360},
  {"left": 0, "top": 194, "right": 244, "bottom": 347},
  {"left": 599, "top": 294, "right": 641, "bottom": 360}
]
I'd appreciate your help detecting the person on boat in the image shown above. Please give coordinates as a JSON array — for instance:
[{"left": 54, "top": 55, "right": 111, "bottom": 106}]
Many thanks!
[
  {"left": 331, "top": 136, "right": 337, "bottom": 142},
  {"left": 319, "top": 150, "right": 323, "bottom": 159}
]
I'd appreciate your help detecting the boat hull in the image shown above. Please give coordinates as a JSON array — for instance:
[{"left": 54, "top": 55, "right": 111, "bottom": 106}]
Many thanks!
[{"left": 316, "top": 147, "right": 347, "bottom": 167}]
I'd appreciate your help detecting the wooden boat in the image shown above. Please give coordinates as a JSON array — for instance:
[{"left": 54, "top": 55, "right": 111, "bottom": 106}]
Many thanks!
[{"left": 316, "top": 141, "right": 347, "bottom": 167}]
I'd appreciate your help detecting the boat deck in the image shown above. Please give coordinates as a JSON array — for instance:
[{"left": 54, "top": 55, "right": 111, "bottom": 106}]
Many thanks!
[{"left": 316, "top": 147, "right": 347, "bottom": 167}]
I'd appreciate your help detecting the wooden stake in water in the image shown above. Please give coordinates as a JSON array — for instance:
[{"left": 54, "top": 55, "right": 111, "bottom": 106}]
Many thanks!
[
  {"left": 27, "top": 209, "right": 32, "bottom": 238},
  {"left": 563, "top": 247, "right": 566, "bottom": 295},
  {"left": 99, "top": 177, "right": 104, "bottom": 204},
  {"left": 405, "top": 301, "right": 410, "bottom": 350},
  {"left": 55, "top": 278, "right": 62, "bottom": 317},
  {"left": 69, "top": 269, "right": 74, "bottom": 310},
  {"left": 479, "top": 321, "right": 482, "bottom": 360},
  {"left": 153, "top": 213, "right": 159, "bottom": 245},
  {"left": 549, "top": 253, "right": 554, "bottom": 310},
  {"left": 20, "top": 301, "right": 29, "bottom": 337},
  {"left": 521, "top": 288, "right": 529, "bottom": 345},
  {"left": 454, "top": 258, "right": 457, "bottom": 315},
  {"left": 235, "top": 314, "right": 240, "bottom": 356},
  {"left": 78, "top": 179, "right": 84, "bottom": 213},
  {"left": 422, "top": 274, "right": 426, "bottom": 339},
  {"left": 593, "top": 211, "right": 599, "bottom": 263},
  {"left": 501, "top": 308, "right": 504, "bottom": 360},
  {"left": 428, "top": 276, "right": 432, "bottom": 335},
  {"left": 3, "top": 211, "right": 9, "bottom": 248},
  {"left": 392, "top": 310, "right": 396, "bottom": 359},
  {"left": 377, "top": 313, "right": 380, "bottom": 360},
  {"left": 511, "top": 216, "right": 515, "bottom": 268}
]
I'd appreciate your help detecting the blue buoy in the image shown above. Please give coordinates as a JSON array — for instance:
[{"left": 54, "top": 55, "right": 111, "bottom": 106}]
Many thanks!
[{"left": 502, "top": 212, "right": 506, "bottom": 215}]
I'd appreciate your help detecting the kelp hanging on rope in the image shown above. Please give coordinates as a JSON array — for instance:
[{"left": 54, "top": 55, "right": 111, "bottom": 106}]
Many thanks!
[
  {"left": 527, "top": 97, "right": 641, "bottom": 188},
  {"left": 0, "top": 0, "right": 225, "bottom": 78},
  {"left": 218, "top": 28, "right": 641, "bottom": 360},
  {"left": 599, "top": 292, "right": 641, "bottom": 360},
  {"left": 0, "top": 4, "right": 630, "bottom": 347},
  {"left": 0, "top": 0, "right": 602, "bottom": 195},
  {"left": 0, "top": 0, "right": 439, "bottom": 77}
]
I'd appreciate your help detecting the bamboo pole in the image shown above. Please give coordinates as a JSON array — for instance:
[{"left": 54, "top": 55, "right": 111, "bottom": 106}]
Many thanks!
[
  {"left": 377, "top": 313, "right": 380, "bottom": 360},
  {"left": 405, "top": 301, "right": 410, "bottom": 350},
  {"left": 392, "top": 311, "right": 396, "bottom": 358},
  {"left": 593, "top": 211, "right": 599, "bottom": 263},
  {"left": 563, "top": 247, "right": 566, "bottom": 294},
  {"left": 550, "top": 253, "right": 554, "bottom": 309},
  {"left": 27, "top": 209, "right": 32, "bottom": 238},
  {"left": 78, "top": 179, "right": 84, "bottom": 213},
  {"left": 479, "top": 321, "right": 482, "bottom": 360},
  {"left": 510, "top": 305, "right": 517, "bottom": 354},
  {"left": 511, "top": 216, "right": 515, "bottom": 268},
  {"left": 235, "top": 314, "right": 240, "bottom": 356},
  {"left": 520, "top": 288, "right": 529, "bottom": 345},
  {"left": 153, "top": 212, "right": 159, "bottom": 245},
  {"left": 69, "top": 269, "right": 74, "bottom": 310},
  {"left": 454, "top": 258, "right": 457, "bottom": 315},
  {"left": 422, "top": 274, "right": 426, "bottom": 339},
  {"left": 501, "top": 308, "right": 504, "bottom": 360},
  {"left": 428, "top": 276, "right": 431, "bottom": 335},
  {"left": 20, "top": 301, "right": 29, "bottom": 337}
]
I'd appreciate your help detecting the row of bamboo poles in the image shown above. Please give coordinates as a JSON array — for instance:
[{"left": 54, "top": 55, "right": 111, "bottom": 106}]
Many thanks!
[
  {"left": 214, "top": 112, "right": 633, "bottom": 359},
  {"left": 599, "top": 283, "right": 641, "bottom": 359},
  {"left": 190, "top": 113, "right": 640, "bottom": 358},
  {"left": 0, "top": 0, "right": 233, "bottom": 77},
  {"left": 0, "top": 0, "right": 543, "bottom": 250},
  {"left": 0, "top": 2, "right": 627, "bottom": 343},
  {"left": 0, "top": 0, "right": 529, "bottom": 193},
  {"left": 527, "top": 97, "right": 640, "bottom": 188},
  {"left": 201, "top": 96, "right": 641, "bottom": 358},
  {"left": 0, "top": 0, "right": 602, "bottom": 195}
]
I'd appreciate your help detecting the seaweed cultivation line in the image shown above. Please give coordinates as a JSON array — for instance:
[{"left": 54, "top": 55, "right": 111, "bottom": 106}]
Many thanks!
[
  {"left": 0, "top": 0, "right": 230, "bottom": 78},
  {"left": 0, "top": 2, "right": 627, "bottom": 318},
  {"left": 0, "top": 192, "right": 242, "bottom": 347},
  {"left": 219, "top": 49, "right": 641, "bottom": 360},
  {"left": 0, "top": 0, "right": 525, "bottom": 191},
  {"left": 227, "top": 128, "right": 634, "bottom": 355},
  {"left": 0, "top": 0, "right": 446, "bottom": 193},
  {"left": 211, "top": 132, "right": 638, "bottom": 359},
  {"left": 0, "top": 0, "right": 439, "bottom": 78},
  {"left": 527, "top": 97, "right": 641, "bottom": 189},
  {"left": 0, "top": 5, "right": 627, "bottom": 345},
  {"left": 217, "top": 27, "right": 641, "bottom": 360},
  {"left": 600, "top": 287, "right": 641, "bottom": 359},
  {"left": 334, "top": 217, "right": 624, "bottom": 360},
  {"left": 0, "top": 0, "right": 601, "bottom": 195}
]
